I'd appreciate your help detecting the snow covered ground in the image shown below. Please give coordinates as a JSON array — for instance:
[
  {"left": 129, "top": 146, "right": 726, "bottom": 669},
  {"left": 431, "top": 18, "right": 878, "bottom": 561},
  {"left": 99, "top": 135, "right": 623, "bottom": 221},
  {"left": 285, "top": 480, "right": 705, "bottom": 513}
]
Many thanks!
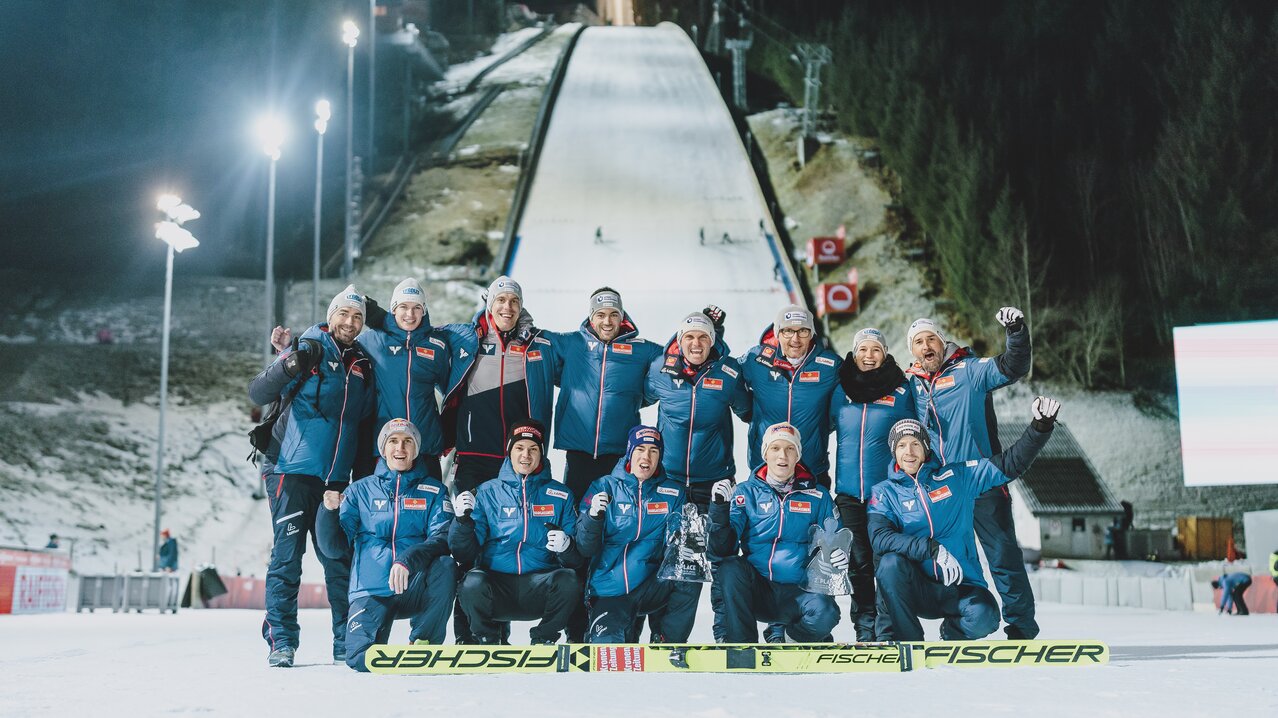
[{"left": 2, "top": 600, "right": 1274, "bottom": 716}]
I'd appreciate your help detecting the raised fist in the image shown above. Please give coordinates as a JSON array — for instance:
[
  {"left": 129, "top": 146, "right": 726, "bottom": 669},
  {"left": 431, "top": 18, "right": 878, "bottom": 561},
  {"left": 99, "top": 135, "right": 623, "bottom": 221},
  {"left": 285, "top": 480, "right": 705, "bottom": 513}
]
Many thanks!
[
  {"left": 454, "top": 491, "right": 476, "bottom": 517},
  {"left": 322, "top": 490, "right": 341, "bottom": 511},
  {"left": 995, "top": 307, "right": 1025, "bottom": 330},
  {"left": 589, "top": 492, "right": 611, "bottom": 519},
  {"left": 1032, "top": 396, "right": 1062, "bottom": 431},
  {"left": 711, "top": 478, "right": 735, "bottom": 504},
  {"left": 701, "top": 305, "right": 726, "bottom": 330}
]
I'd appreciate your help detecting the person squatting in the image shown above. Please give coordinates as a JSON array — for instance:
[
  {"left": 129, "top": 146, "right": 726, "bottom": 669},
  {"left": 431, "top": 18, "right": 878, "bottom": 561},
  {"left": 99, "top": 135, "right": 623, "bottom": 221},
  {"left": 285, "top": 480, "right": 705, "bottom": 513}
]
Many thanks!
[{"left": 249, "top": 277, "right": 1061, "bottom": 670}]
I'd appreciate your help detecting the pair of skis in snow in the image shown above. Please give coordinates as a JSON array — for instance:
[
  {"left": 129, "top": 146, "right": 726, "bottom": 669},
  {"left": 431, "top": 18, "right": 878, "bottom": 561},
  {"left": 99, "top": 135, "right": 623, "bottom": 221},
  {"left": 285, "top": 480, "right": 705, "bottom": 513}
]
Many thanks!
[{"left": 365, "top": 640, "right": 1110, "bottom": 674}]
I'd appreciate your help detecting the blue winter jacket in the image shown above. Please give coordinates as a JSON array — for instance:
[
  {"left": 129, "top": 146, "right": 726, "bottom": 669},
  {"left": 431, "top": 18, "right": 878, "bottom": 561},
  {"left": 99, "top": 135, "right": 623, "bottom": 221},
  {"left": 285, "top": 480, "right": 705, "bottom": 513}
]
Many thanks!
[
  {"left": 739, "top": 325, "right": 842, "bottom": 475},
  {"left": 644, "top": 336, "right": 751, "bottom": 484},
  {"left": 248, "top": 323, "right": 375, "bottom": 483},
  {"left": 438, "top": 309, "right": 560, "bottom": 456},
  {"left": 867, "top": 423, "right": 1050, "bottom": 588},
  {"left": 360, "top": 311, "right": 452, "bottom": 457},
  {"left": 830, "top": 380, "right": 916, "bottom": 500},
  {"left": 906, "top": 325, "right": 1030, "bottom": 463},
  {"left": 708, "top": 465, "right": 838, "bottom": 585},
  {"left": 448, "top": 459, "right": 582, "bottom": 574},
  {"left": 318, "top": 459, "right": 453, "bottom": 600},
  {"left": 1217, "top": 573, "right": 1252, "bottom": 613},
  {"left": 575, "top": 459, "right": 688, "bottom": 597},
  {"left": 550, "top": 315, "right": 663, "bottom": 457}
]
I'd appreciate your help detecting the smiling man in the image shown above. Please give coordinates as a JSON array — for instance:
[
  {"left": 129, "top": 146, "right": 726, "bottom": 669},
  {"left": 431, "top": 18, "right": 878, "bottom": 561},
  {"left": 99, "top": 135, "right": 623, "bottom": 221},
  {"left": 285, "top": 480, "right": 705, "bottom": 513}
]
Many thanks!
[
  {"left": 316, "top": 418, "right": 456, "bottom": 671},
  {"left": 249, "top": 283, "right": 375, "bottom": 667}
]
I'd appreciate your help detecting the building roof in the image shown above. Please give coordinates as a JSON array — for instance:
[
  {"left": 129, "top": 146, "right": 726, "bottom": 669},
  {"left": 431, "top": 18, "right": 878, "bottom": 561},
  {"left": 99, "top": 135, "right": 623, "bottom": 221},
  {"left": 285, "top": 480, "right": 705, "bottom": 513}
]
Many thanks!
[{"left": 996, "top": 420, "right": 1124, "bottom": 516}]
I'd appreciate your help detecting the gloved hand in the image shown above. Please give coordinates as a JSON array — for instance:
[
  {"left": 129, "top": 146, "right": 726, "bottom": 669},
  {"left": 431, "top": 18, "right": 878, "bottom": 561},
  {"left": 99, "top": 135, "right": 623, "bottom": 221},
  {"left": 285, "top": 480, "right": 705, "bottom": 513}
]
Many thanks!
[
  {"left": 589, "top": 492, "right": 611, "bottom": 519},
  {"left": 701, "top": 305, "right": 726, "bottom": 331},
  {"left": 545, "top": 528, "right": 570, "bottom": 553},
  {"left": 322, "top": 490, "right": 341, "bottom": 511},
  {"left": 389, "top": 563, "right": 409, "bottom": 595},
  {"left": 711, "top": 478, "right": 735, "bottom": 504},
  {"left": 454, "top": 491, "right": 476, "bottom": 518},
  {"left": 829, "top": 548, "right": 850, "bottom": 572},
  {"left": 930, "top": 542, "right": 963, "bottom": 586},
  {"left": 364, "top": 296, "right": 388, "bottom": 328},
  {"left": 283, "top": 338, "right": 322, "bottom": 378},
  {"left": 995, "top": 306, "right": 1025, "bottom": 332},
  {"left": 1031, "top": 396, "right": 1062, "bottom": 431}
]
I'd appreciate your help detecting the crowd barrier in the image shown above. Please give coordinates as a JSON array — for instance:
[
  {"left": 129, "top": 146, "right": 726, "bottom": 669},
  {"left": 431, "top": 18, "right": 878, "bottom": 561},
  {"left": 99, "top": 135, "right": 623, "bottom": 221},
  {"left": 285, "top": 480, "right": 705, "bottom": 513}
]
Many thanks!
[
  {"left": 76, "top": 572, "right": 180, "bottom": 613},
  {"left": 0, "top": 546, "right": 71, "bottom": 614},
  {"left": 1029, "top": 571, "right": 1197, "bottom": 611}
]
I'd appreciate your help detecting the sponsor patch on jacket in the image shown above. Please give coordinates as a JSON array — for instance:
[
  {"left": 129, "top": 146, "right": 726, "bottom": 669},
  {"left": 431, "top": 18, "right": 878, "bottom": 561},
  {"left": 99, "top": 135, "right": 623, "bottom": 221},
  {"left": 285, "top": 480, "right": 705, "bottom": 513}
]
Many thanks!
[
  {"left": 702, "top": 378, "right": 723, "bottom": 390},
  {"left": 415, "top": 347, "right": 435, "bottom": 360},
  {"left": 417, "top": 484, "right": 441, "bottom": 493},
  {"left": 656, "top": 486, "right": 679, "bottom": 497},
  {"left": 645, "top": 501, "right": 669, "bottom": 515},
  {"left": 534, "top": 336, "right": 551, "bottom": 345},
  {"left": 545, "top": 488, "right": 569, "bottom": 500},
  {"left": 966, "top": 460, "right": 980, "bottom": 467},
  {"left": 873, "top": 395, "right": 896, "bottom": 406},
  {"left": 789, "top": 500, "right": 812, "bottom": 513},
  {"left": 797, "top": 489, "right": 822, "bottom": 497},
  {"left": 664, "top": 356, "right": 678, "bottom": 367},
  {"left": 509, "top": 344, "right": 526, "bottom": 354},
  {"left": 979, "top": 357, "right": 992, "bottom": 363},
  {"left": 443, "top": 500, "right": 453, "bottom": 514},
  {"left": 934, "top": 470, "right": 954, "bottom": 482},
  {"left": 815, "top": 356, "right": 836, "bottom": 367},
  {"left": 903, "top": 499, "right": 916, "bottom": 511},
  {"left": 527, "top": 350, "right": 543, "bottom": 361},
  {"left": 532, "top": 504, "right": 555, "bottom": 517},
  {"left": 403, "top": 498, "right": 428, "bottom": 510},
  {"left": 351, "top": 364, "right": 365, "bottom": 379},
  {"left": 934, "top": 375, "right": 956, "bottom": 389},
  {"left": 734, "top": 495, "right": 746, "bottom": 506},
  {"left": 721, "top": 365, "right": 738, "bottom": 379},
  {"left": 429, "top": 336, "right": 446, "bottom": 349},
  {"left": 762, "top": 346, "right": 775, "bottom": 358},
  {"left": 502, "top": 507, "right": 517, "bottom": 517},
  {"left": 928, "top": 486, "right": 953, "bottom": 502},
  {"left": 799, "top": 371, "right": 821, "bottom": 383},
  {"left": 612, "top": 343, "right": 632, "bottom": 355}
]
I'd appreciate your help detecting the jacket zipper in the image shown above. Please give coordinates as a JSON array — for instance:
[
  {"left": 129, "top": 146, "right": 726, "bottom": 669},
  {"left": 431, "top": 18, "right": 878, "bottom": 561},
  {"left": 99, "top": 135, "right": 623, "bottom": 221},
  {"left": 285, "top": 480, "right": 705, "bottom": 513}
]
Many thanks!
[
  {"left": 517, "top": 475, "right": 527, "bottom": 575},
  {"left": 594, "top": 344, "right": 608, "bottom": 458},
  {"left": 391, "top": 472, "right": 402, "bottom": 563},
  {"left": 768, "top": 486, "right": 789, "bottom": 581},
  {"left": 909, "top": 475, "right": 939, "bottom": 580},
  {"left": 324, "top": 347, "right": 355, "bottom": 485},
  {"left": 404, "top": 330, "right": 413, "bottom": 421},
  {"left": 859, "top": 404, "right": 867, "bottom": 498}
]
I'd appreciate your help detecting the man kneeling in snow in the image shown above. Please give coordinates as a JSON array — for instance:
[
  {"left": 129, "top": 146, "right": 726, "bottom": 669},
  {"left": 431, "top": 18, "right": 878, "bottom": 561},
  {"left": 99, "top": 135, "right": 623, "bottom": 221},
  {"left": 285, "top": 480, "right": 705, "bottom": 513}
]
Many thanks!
[{"left": 317, "top": 419, "right": 456, "bottom": 671}]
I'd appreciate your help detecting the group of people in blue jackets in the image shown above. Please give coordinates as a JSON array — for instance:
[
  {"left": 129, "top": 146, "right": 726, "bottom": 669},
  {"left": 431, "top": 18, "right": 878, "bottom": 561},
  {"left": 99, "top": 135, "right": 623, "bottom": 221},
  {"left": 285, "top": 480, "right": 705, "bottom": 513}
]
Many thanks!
[{"left": 248, "top": 276, "right": 1060, "bottom": 670}]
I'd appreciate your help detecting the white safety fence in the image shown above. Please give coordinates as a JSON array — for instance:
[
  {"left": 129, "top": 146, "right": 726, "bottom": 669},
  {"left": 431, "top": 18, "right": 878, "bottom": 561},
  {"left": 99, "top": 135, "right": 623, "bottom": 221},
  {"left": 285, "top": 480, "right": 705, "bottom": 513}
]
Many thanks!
[{"left": 1028, "top": 571, "right": 1214, "bottom": 611}]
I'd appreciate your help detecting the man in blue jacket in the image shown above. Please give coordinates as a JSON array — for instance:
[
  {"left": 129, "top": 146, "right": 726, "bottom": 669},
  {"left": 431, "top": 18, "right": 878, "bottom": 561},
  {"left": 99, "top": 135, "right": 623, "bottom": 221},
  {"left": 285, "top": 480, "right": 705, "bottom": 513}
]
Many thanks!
[
  {"left": 577, "top": 426, "right": 703, "bottom": 643},
  {"left": 551, "top": 287, "right": 663, "bottom": 500},
  {"left": 249, "top": 284, "right": 375, "bottom": 667},
  {"left": 710, "top": 422, "right": 843, "bottom": 643},
  {"left": 829, "top": 328, "right": 916, "bottom": 640},
  {"left": 1213, "top": 573, "right": 1253, "bottom": 615},
  {"left": 359, "top": 278, "right": 452, "bottom": 479},
  {"left": 869, "top": 398, "right": 1058, "bottom": 641},
  {"left": 645, "top": 310, "right": 751, "bottom": 508},
  {"left": 906, "top": 308, "right": 1036, "bottom": 638},
  {"left": 316, "top": 419, "right": 456, "bottom": 671},
  {"left": 449, "top": 420, "right": 582, "bottom": 644},
  {"left": 739, "top": 305, "right": 842, "bottom": 487},
  {"left": 438, "top": 276, "right": 560, "bottom": 493}
]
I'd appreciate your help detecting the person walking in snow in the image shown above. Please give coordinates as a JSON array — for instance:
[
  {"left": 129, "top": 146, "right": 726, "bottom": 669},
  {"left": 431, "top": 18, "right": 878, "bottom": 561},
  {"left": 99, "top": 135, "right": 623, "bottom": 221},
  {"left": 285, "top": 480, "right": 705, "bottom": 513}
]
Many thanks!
[
  {"left": 905, "top": 308, "right": 1035, "bottom": 638},
  {"left": 316, "top": 419, "right": 456, "bottom": 670},
  {"left": 249, "top": 284, "right": 375, "bottom": 667},
  {"left": 157, "top": 529, "right": 179, "bottom": 572},
  {"left": 870, "top": 398, "right": 1059, "bottom": 641},
  {"left": 828, "top": 327, "right": 916, "bottom": 641}
]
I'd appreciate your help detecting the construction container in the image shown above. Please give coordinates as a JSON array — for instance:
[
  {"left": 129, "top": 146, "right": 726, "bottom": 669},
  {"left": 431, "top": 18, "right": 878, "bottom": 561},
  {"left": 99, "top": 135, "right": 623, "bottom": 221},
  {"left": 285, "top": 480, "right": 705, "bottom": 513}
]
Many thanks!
[{"left": 1176, "top": 516, "right": 1234, "bottom": 560}]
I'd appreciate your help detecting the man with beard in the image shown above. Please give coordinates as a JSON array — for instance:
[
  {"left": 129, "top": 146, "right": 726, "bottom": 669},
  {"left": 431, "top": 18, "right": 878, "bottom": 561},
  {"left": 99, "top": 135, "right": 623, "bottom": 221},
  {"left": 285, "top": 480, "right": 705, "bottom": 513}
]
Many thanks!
[
  {"left": 249, "top": 284, "right": 375, "bottom": 667},
  {"left": 829, "top": 328, "right": 916, "bottom": 640},
  {"left": 906, "top": 309, "right": 1034, "bottom": 638}
]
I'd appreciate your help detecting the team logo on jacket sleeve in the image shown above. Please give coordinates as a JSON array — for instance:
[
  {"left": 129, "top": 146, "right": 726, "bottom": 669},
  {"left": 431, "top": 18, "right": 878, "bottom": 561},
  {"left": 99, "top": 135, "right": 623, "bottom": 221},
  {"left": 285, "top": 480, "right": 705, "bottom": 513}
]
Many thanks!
[{"left": 734, "top": 495, "right": 746, "bottom": 506}]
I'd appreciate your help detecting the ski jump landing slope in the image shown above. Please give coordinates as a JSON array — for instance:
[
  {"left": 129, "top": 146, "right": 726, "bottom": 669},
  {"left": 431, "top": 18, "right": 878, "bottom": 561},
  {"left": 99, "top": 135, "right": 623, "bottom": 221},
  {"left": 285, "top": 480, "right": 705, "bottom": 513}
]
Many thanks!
[{"left": 510, "top": 23, "right": 798, "bottom": 354}]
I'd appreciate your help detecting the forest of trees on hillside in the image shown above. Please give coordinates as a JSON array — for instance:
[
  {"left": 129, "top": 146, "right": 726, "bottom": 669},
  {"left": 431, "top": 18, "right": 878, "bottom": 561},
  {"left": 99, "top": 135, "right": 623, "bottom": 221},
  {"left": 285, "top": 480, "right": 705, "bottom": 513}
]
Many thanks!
[{"left": 637, "top": 0, "right": 1278, "bottom": 389}]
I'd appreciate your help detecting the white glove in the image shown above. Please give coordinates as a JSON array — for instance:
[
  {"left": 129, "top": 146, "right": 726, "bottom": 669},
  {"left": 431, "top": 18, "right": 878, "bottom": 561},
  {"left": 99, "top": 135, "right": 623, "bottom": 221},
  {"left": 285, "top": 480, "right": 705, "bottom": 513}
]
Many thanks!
[
  {"left": 829, "top": 548, "right": 850, "bottom": 572},
  {"left": 1032, "top": 396, "right": 1062, "bottom": 423},
  {"left": 995, "top": 307, "right": 1024, "bottom": 328},
  {"left": 454, "top": 491, "right": 476, "bottom": 517},
  {"left": 545, "top": 529, "right": 570, "bottom": 553},
  {"left": 711, "top": 479, "right": 735, "bottom": 503},
  {"left": 589, "top": 492, "right": 611, "bottom": 518},
  {"left": 934, "top": 544, "right": 963, "bottom": 586}
]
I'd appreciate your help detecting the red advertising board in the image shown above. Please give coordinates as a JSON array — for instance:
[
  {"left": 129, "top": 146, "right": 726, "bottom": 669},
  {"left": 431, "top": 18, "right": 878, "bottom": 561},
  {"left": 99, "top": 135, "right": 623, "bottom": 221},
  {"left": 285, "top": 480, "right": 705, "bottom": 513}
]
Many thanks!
[
  {"left": 805, "top": 237, "right": 845, "bottom": 267},
  {"left": 0, "top": 548, "right": 71, "bottom": 614},
  {"left": 816, "top": 282, "right": 859, "bottom": 317}
]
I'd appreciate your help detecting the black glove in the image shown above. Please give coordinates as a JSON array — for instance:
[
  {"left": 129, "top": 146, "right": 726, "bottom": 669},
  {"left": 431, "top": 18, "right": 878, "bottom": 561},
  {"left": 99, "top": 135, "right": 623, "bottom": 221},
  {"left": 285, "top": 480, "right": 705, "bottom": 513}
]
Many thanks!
[
  {"left": 701, "top": 305, "right": 726, "bottom": 331},
  {"left": 364, "top": 297, "right": 388, "bottom": 329},
  {"left": 283, "top": 338, "right": 322, "bottom": 378}
]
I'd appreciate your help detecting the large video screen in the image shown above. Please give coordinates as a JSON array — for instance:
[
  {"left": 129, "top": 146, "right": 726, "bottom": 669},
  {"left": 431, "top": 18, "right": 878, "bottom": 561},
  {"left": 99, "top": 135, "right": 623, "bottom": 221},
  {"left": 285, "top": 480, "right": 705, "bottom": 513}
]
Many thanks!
[{"left": 1173, "top": 320, "right": 1278, "bottom": 486}]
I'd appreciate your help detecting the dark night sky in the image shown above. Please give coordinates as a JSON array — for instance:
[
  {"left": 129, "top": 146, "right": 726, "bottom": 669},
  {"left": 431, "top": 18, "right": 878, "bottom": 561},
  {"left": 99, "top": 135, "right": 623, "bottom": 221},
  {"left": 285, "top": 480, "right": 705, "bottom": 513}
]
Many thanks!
[{"left": 0, "top": 0, "right": 368, "bottom": 282}]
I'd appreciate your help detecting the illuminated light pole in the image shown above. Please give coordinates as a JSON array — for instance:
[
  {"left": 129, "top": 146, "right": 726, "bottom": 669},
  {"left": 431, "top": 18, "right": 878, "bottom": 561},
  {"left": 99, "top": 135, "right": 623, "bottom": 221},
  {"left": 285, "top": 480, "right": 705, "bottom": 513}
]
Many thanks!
[
  {"left": 153, "top": 195, "right": 200, "bottom": 571},
  {"left": 255, "top": 113, "right": 286, "bottom": 365},
  {"left": 312, "top": 99, "right": 331, "bottom": 324},
  {"left": 342, "top": 20, "right": 360, "bottom": 279}
]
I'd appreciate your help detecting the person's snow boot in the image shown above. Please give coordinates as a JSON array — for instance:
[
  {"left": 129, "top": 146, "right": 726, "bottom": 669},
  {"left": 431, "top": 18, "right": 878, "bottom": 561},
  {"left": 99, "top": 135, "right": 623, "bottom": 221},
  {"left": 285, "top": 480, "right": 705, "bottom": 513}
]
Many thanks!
[
  {"left": 853, "top": 612, "right": 878, "bottom": 642},
  {"left": 267, "top": 646, "right": 295, "bottom": 668}
]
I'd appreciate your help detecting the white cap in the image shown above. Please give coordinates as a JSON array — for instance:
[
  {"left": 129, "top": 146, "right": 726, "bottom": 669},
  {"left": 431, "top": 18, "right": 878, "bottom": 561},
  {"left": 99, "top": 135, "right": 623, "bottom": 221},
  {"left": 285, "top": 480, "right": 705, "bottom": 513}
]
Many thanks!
[
  {"left": 327, "top": 284, "right": 366, "bottom": 322},
  {"left": 390, "top": 278, "right": 425, "bottom": 312},
  {"left": 907, "top": 318, "right": 944, "bottom": 347},
  {"left": 761, "top": 421, "right": 803, "bottom": 458}
]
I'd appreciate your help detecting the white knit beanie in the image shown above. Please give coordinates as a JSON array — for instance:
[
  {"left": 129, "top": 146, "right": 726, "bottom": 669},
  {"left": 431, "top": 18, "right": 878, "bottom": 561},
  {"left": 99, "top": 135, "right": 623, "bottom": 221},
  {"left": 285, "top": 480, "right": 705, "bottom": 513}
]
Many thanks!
[
  {"left": 327, "top": 284, "right": 366, "bottom": 322},
  {"left": 390, "top": 278, "right": 425, "bottom": 311}
]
